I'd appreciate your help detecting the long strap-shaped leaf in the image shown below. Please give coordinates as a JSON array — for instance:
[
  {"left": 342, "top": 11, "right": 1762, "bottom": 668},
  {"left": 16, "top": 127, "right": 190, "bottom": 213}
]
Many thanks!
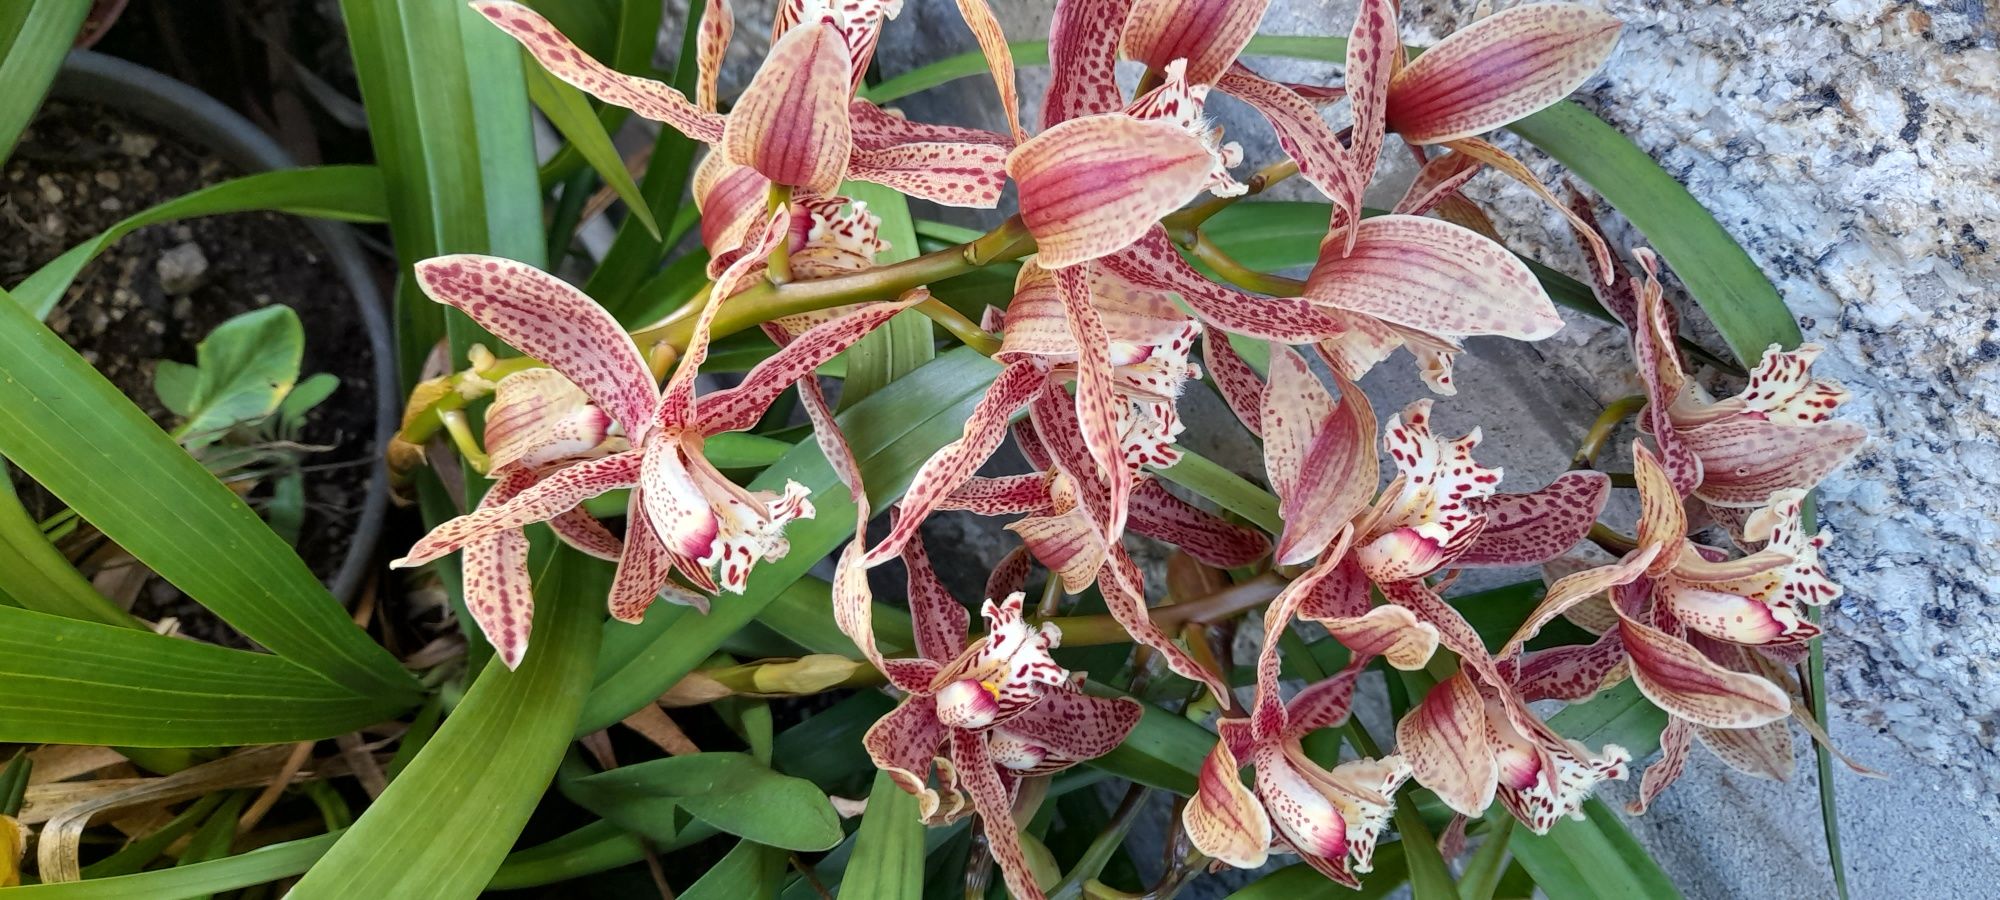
[
  {"left": 0, "top": 477, "right": 133, "bottom": 627},
  {"left": 0, "top": 606, "right": 409, "bottom": 746},
  {"left": 837, "top": 180, "right": 936, "bottom": 408},
  {"left": 10, "top": 167, "right": 389, "bottom": 320},
  {"left": 287, "top": 548, "right": 604, "bottom": 900},
  {"left": 0, "top": 0, "right": 88, "bottom": 164},
  {"left": 0, "top": 290, "right": 414, "bottom": 700}
]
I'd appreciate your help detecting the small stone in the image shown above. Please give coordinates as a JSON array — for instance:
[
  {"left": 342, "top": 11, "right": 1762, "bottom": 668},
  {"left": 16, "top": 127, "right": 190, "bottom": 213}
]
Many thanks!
[
  {"left": 93, "top": 171, "right": 121, "bottom": 190},
  {"left": 98, "top": 197, "right": 123, "bottom": 212},
  {"left": 35, "top": 175, "right": 62, "bottom": 205},
  {"left": 155, "top": 242, "right": 210, "bottom": 295},
  {"left": 116, "top": 131, "right": 157, "bottom": 157}
]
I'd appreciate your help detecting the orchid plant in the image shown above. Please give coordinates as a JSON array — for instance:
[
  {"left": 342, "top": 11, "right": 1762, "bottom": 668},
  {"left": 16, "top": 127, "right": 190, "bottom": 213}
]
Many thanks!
[{"left": 0, "top": 0, "right": 1870, "bottom": 895}]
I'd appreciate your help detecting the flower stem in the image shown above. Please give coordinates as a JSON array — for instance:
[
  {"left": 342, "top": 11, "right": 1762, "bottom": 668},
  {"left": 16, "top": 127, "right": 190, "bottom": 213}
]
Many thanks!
[
  {"left": 1571, "top": 394, "right": 1648, "bottom": 468},
  {"left": 1163, "top": 159, "right": 1300, "bottom": 233},
  {"left": 438, "top": 410, "right": 488, "bottom": 474},
  {"left": 917, "top": 297, "right": 1003, "bottom": 356},
  {"left": 766, "top": 185, "right": 794, "bottom": 285},
  {"left": 1183, "top": 232, "right": 1307, "bottom": 297}
]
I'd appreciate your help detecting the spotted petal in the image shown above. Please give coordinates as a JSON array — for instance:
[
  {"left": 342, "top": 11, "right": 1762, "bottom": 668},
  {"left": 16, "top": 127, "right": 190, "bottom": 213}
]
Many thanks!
[
  {"left": 462, "top": 468, "right": 539, "bottom": 669},
  {"left": 1679, "top": 417, "right": 1865, "bottom": 508},
  {"left": 474, "top": 1, "right": 724, "bottom": 143},
  {"left": 1002, "top": 688, "right": 1142, "bottom": 762},
  {"left": 414, "top": 255, "right": 657, "bottom": 436},
  {"left": 1202, "top": 329, "right": 1265, "bottom": 436},
  {"left": 1008, "top": 114, "right": 1213, "bottom": 267},
  {"left": 1384, "top": 3, "right": 1621, "bottom": 144},
  {"left": 951, "top": 731, "right": 1044, "bottom": 900},
  {"left": 697, "top": 293, "right": 930, "bottom": 435},
  {"left": 847, "top": 141, "right": 1008, "bottom": 208},
  {"left": 1183, "top": 738, "right": 1272, "bottom": 869},
  {"left": 483, "top": 369, "right": 613, "bottom": 473},
  {"left": 1303, "top": 215, "right": 1563, "bottom": 341},
  {"left": 1122, "top": 0, "right": 1269, "bottom": 86},
  {"left": 1262, "top": 345, "right": 1377, "bottom": 565},
  {"left": 1101, "top": 229, "right": 1345, "bottom": 342},
  {"left": 394, "top": 451, "right": 644, "bottom": 568},
  {"left": 1042, "top": 0, "right": 1130, "bottom": 127},
  {"left": 608, "top": 486, "right": 691, "bottom": 623},
  {"left": 721, "top": 21, "right": 853, "bottom": 195},
  {"left": 1618, "top": 614, "right": 1791, "bottom": 729},
  {"left": 863, "top": 695, "right": 954, "bottom": 819},
  {"left": 1457, "top": 470, "right": 1611, "bottom": 567},
  {"left": 1395, "top": 672, "right": 1498, "bottom": 818},
  {"left": 1129, "top": 477, "right": 1272, "bottom": 568}
]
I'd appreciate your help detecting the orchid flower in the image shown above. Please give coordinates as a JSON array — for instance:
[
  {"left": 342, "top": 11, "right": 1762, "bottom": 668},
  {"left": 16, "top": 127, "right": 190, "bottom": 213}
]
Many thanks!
[
  {"left": 1182, "top": 533, "right": 1414, "bottom": 886},
  {"left": 391, "top": 238, "right": 924, "bottom": 661},
  {"left": 475, "top": 1, "right": 1010, "bottom": 208},
  {"left": 1628, "top": 248, "right": 1865, "bottom": 513},
  {"left": 859, "top": 541, "right": 1140, "bottom": 900}
]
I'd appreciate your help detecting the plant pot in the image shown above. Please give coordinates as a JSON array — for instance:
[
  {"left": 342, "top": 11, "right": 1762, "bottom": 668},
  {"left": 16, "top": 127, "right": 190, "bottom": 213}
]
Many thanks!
[{"left": 13, "top": 50, "right": 397, "bottom": 611}]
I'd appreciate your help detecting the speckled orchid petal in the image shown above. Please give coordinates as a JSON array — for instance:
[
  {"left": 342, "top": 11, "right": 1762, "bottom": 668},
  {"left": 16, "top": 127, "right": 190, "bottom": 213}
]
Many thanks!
[
  {"left": 1323, "top": 604, "right": 1440, "bottom": 672},
  {"left": 1486, "top": 697, "right": 1630, "bottom": 833},
  {"left": 483, "top": 369, "right": 614, "bottom": 473},
  {"left": 1043, "top": 0, "right": 1131, "bottom": 127},
  {"left": 1304, "top": 751, "right": 1410, "bottom": 875},
  {"left": 1124, "top": 60, "right": 1247, "bottom": 198},
  {"left": 1396, "top": 671, "right": 1498, "bottom": 818},
  {"left": 1214, "top": 66, "right": 1360, "bottom": 215},
  {"left": 1630, "top": 717, "right": 1693, "bottom": 815},
  {"left": 1695, "top": 718, "right": 1795, "bottom": 781},
  {"left": 1618, "top": 612, "right": 1791, "bottom": 729},
  {"left": 902, "top": 534, "right": 974, "bottom": 664},
  {"left": 696, "top": 0, "right": 733, "bottom": 112},
  {"left": 1629, "top": 251, "right": 1705, "bottom": 494},
  {"left": 1001, "top": 687, "right": 1142, "bottom": 762},
  {"left": 939, "top": 474, "right": 1050, "bottom": 516},
  {"left": 1057, "top": 265, "right": 1133, "bottom": 543},
  {"left": 985, "top": 546, "right": 1035, "bottom": 605},
  {"left": 608, "top": 486, "right": 694, "bottom": 623},
  {"left": 1101, "top": 229, "right": 1346, "bottom": 342},
  {"left": 1680, "top": 416, "right": 1865, "bottom": 508},
  {"left": 1121, "top": 0, "right": 1269, "bottom": 85},
  {"left": 1008, "top": 114, "right": 1213, "bottom": 267},
  {"left": 1254, "top": 743, "right": 1355, "bottom": 876},
  {"left": 1457, "top": 470, "right": 1611, "bottom": 567},
  {"left": 949, "top": 0, "right": 1024, "bottom": 142},
  {"left": 1183, "top": 737, "right": 1272, "bottom": 869},
  {"left": 950, "top": 731, "right": 1043, "bottom": 900},
  {"left": 550, "top": 506, "right": 624, "bottom": 561},
  {"left": 1105, "top": 546, "right": 1230, "bottom": 694},
  {"left": 1262, "top": 345, "right": 1378, "bottom": 566},
  {"left": 462, "top": 468, "right": 538, "bottom": 669},
  {"left": 697, "top": 293, "right": 930, "bottom": 434},
  {"left": 773, "top": 0, "right": 901, "bottom": 92},
  {"left": 686, "top": 461, "right": 814, "bottom": 594},
  {"left": 1632, "top": 443, "right": 1689, "bottom": 576},
  {"left": 1740, "top": 489, "right": 1841, "bottom": 609},
  {"left": 639, "top": 445, "right": 726, "bottom": 562},
  {"left": 849, "top": 100, "right": 1011, "bottom": 149},
  {"left": 1394, "top": 149, "right": 1484, "bottom": 217},
  {"left": 414, "top": 255, "right": 657, "bottom": 437},
  {"left": 1314, "top": 310, "right": 1403, "bottom": 384},
  {"left": 661, "top": 212, "right": 792, "bottom": 434},
  {"left": 476, "top": 1, "right": 725, "bottom": 139},
  {"left": 847, "top": 140, "right": 1009, "bottom": 208},
  {"left": 394, "top": 451, "right": 643, "bottom": 568},
  {"left": 1443, "top": 137, "right": 1615, "bottom": 281},
  {"left": 866, "top": 358, "right": 1050, "bottom": 566},
  {"left": 1356, "top": 401, "right": 1501, "bottom": 580},
  {"left": 1384, "top": 3, "right": 1621, "bottom": 144},
  {"left": 1202, "top": 329, "right": 1265, "bottom": 435},
  {"left": 693, "top": 154, "right": 772, "bottom": 266},
  {"left": 1499, "top": 546, "right": 1657, "bottom": 659},
  {"left": 1129, "top": 477, "right": 1272, "bottom": 568},
  {"left": 1515, "top": 631, "right": 1628, "bottom": 702},
  {"left": 1340, "top": 0, "right": 1400, "bottom": 207},
  {"left": 1007, "top": 473, "right": 1109, "bottom": 593},
  {"left": 1249, "top": 539, "right": 1352, "bottom": 738},
  {"left": 721, "top": 21, "right": 853, "bottom": 195},
  {"left": 863, "top": 694, "right": 954, "bottom": 817},
  {"left": 1304, "top": 215, "right": 1563, "bottom": 341}
]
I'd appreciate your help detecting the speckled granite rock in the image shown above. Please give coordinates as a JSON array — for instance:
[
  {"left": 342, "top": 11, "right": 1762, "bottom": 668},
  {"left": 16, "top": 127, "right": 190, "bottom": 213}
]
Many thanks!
[{"left": 694, "top": 0, "right": 2000, "bottom": 893}]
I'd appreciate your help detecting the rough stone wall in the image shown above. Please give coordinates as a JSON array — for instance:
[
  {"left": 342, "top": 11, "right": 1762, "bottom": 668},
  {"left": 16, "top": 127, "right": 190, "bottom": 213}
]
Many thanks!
[{"left": 696, "top": 0, "right": 2000, "bottom": 894}]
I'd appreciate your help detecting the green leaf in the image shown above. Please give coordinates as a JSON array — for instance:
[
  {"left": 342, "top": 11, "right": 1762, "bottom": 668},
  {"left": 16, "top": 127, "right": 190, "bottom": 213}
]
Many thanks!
[
  {"left": 279, "top": 373, "right": 342, "bottom": 428},
  {"left": 341, "top": 0, "right": 544, "bottom": 380},
  {"left": 772, "top": 690, "right": 897, "bottom": 791},
  {"left": 524, "top": 62, "right": 659, "bottom": 240},
  {"left": 0, "top": 475, "right": 133, "bottom": 627},
  {"left": 1549, "top": 681, "right": 1669, "bottom": 760},
  {"left": 566, "top": 752, "right": 844, "bottom": 852},
  {"left": 1458, "top": 817, "right": 1514, "bottom": 900},
  {"left": 837, "top": 180, "right": 935, "bottom": 408},
  {"left": 287, "top": 549, "right": 604, "bottom": 899},
  {"left": 152, "top": 362, "right": 200, "bottom": 419},
  {"left": 585, "top": 0, "right": 708, "bottom": 316},
  {"left": 704, "top": 431, "right": 797, "bottom": 470},
  {"left": 1508, "top": 798, "right": 1682, "bottom": 899},
  {"left": 0, "top": 288, "right": 415, "bottom": 699},
  {"left": 3, "top": 833, "right": 342, "bottom": 900},
  {"left": 0, "top": 0, "right": 89, "bottom": 164},
  {"left": 680, "top": 839, "right": 789, "bottom": 900},
  {"left": 82, "top": 793, "right": 226, "bottom": 878},
  {"left": 1084, "top": 684, "right": 1211, "bottom": 795},
  {"left": 169, "top": 307, "right": 305, "bottom": 444},
  {"left": 11, "top": 168, "right": 389, "bottom": 320},
  {"left": 841, "top": 770, "right": 926, "bottom": 900},
  {"left": 577, "top": 348, "right": 1004, "bottom": 733},
  {"left": 0, "top": 605, "right": 410, "bottom": 746},
  {"left": 1156, "top": 447, "right": 1283, "bottom": 534}
]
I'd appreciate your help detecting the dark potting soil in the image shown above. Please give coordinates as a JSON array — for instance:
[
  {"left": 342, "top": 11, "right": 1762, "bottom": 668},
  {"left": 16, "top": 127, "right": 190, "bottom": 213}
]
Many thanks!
[{"left": 1, "top": 99, "right": 379, "bottom": 646}]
